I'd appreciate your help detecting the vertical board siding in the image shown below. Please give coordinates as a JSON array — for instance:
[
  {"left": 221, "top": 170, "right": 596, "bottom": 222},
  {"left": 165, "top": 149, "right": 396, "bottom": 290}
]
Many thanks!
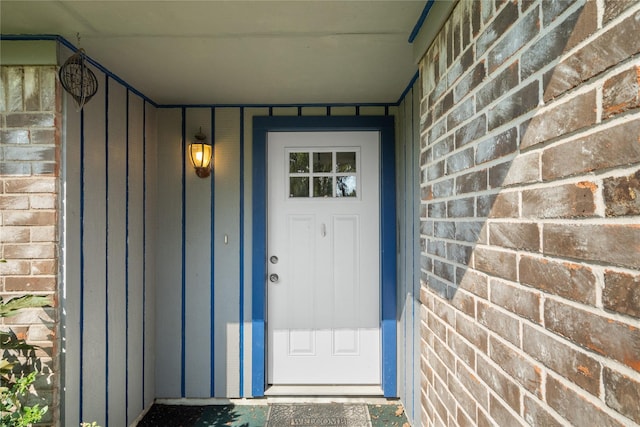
[
  {"left": 155, "top": 108, "right": 184, "bottom": 397},
  {"left": 210, "top": 108, "right": 216, "bottom": 396},
  {"left": 396, "top": 95, "right": 408, "bottom": 404},
  {"left": 185, "top": 108, "right": 213, "bottom": 397},
  {"left": 213, "top": 108, "right": 241, "bottom": 397},
  {"left": 60, "top": 45, "right": 157, "bottom": 426},
  {"left": 103, "top": 77, "right": 110, "bottom": 426},
  {"left": 154, "top": 106, "right": 409, "bottom": 400},
  {"left": 127, "top": 93, "right": 146, "bottom": 422},
  {"left": 396, "top": 82, "right": 421, "bottom": 426},
  {"left": 238, "top": 108, "right": 245, "bottom": 397},
  {"left": 403, "top": 90, "right": 413, "bottom": 421},
  {"left": 80, "top": 68, "right": 108, "bottom": 424},
  {"left": 106, "top": 81, "right": 128, "bottom": 427},
  {"left": 181, "top": 109, "right": 187, "bottom": 397},
  {"left": 411, "top": 83, "right": 421, "bottom": 426},
  {"left": 144, "top": 103, "right": 158, "bottom": 409},
  {"left": 61, "top": 72, "right": 82, "bottom": 427},
  {"left": 66, "top": 97, "right": 410, "bottom": 416}
]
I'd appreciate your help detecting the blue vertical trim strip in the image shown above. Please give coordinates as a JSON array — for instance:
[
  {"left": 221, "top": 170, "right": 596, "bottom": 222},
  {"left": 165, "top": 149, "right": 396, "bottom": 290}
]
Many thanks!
[
  {"left": 251, "top": 116, "right": 396, "bottom": 397},
  {"left": 355, "top": 105, "right": 360, "bottom": 116},
  {"left": 402, "top": 99, "right": 408, "bottom": 404},
  {"left": 384, "top": 106, "right": 389, "bottom": 116},
  {"left": 79, "top": 107, "right": 85, "bottom": 424},
  {"left": 297, "top": 106, "right": 302, "bottom": 116},
  {"left": 396, "top": 72, "right": 419, "bottom": 105},
  {"left": 125, "top": 89, "right": 130, "bottom": 424},
  {"left": 398, "top": 99, "right": 410, "bottom": 404},
  {"left": 210, "top": 107, "right": 216, "bottom": 396},
  {"left": 251, "top": 120, "right": 267, "bottom": 397},
  {"left": 142, "top": 101, "right": 147, "bottom": 406},
  {"left": 380, "top": 122, "right": 397, "bottom": 398},
  {"left": 239, "top": 107, "right": 245, "bottom": 397},
  {"left": 326, "top": 106, "right": 331, "bottom": 116},
  {"left": 181, "top": 108, "right": 187, "bottom": 398},
  {"left": 104, "top": 76, "right": 110, "bottom": 427}
]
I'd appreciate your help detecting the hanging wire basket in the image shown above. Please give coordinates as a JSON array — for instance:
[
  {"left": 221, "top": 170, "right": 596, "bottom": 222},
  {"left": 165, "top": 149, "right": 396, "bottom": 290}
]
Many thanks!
[{"left": 59, "top": 48, "right": 98, "bottom": 110}]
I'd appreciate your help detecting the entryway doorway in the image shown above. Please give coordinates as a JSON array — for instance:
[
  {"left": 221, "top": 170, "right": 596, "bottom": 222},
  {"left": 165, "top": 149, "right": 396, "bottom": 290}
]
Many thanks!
[
  {"left": 251, "top": 116, "right": 397, "bottom": 398},
  {"left": 266, "top": 131, "right": 381, "bottom": 387}
]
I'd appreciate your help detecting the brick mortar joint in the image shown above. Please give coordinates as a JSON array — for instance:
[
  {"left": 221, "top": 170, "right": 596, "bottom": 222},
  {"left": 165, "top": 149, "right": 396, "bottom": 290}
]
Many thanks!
[
  {"left": 421, "top": 163, "right": 640, "bottom": 202},
  {"left": 423, "top": 58, "right": 640, "bottom": 155},
  {"left": 542, "top": 291, "right": 640, "bottom": 329},
  {"left": 600, "top": 2, "right": 640, "bottom": 31},
  {"left": 546, "top": 366, "right": 638, "bottom": 425},
  {"left": 427, "top": 259, "right": 640, "bottom": 329},
  {"left": 419, "top": 0, "right": 640, "bottom": 424},
  {"left": 427, "top": 2, "right": 634, "bottom": 104},
  {"left": 424, "top": 290, "right": 640, "bottom": 420},
  {"left": 594, "top": 267, "right": 605, "bottom": 311},
  {"left": 545, "top": 53, "right": 640, "bottom": 114}
]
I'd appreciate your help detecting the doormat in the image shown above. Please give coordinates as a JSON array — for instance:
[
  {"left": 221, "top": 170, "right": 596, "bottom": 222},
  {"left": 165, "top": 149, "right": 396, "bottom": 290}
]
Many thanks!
[{"left": 266, "top": 403, "right": 371, "bottom": 427}]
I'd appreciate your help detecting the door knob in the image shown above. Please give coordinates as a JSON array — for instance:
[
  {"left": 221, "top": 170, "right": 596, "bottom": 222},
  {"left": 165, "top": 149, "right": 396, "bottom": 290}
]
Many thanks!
[{"left": 269, "top": 274, "right": 279, "bottom": 283}]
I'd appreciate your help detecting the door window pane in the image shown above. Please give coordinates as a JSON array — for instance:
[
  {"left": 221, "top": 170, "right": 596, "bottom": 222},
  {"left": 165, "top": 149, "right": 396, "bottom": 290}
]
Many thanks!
[
  {"left": 289, "top": 152, "right": 309, "bottom": 173},
  {"left": 336, "top": 176, "right": 357, "bottom": 197},
  {"left": 287, "top": 149, "right": 359, "bottom": 199},
  {"left": 313, "top": 177, "right": 333, "bottom": 197},
  {"left": 290, "top": 177, "right": 309, "bottom": 197},
  {"left": 313, "top": 152, "right": 333, "bottom": 173},
  {"left": 336, "top": 152, "right": 356, "bottom": 172}
]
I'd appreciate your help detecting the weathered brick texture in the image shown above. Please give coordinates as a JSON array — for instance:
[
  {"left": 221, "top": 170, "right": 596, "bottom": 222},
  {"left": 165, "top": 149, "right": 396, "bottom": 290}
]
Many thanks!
[
  {"left": 419, "top": 1, "right": 640, "bottom": 426},
  {"left": 1, "top": 66, "right": 59, "bottom": 426}
]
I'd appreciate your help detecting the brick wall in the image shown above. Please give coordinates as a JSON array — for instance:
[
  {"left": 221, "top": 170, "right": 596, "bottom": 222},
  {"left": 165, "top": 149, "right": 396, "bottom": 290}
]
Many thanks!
[
  {"left": 419, "top": 1, "right": 640, "bottom": 426},
  {"left": 0, "top": 66, "right": 60, "bottom": 425}
]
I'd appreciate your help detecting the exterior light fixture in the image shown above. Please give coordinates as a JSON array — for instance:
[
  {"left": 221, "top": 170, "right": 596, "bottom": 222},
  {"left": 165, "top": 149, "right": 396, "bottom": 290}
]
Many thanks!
[{"left": 189, "top": 127, "right": 213, "bottom": 178}]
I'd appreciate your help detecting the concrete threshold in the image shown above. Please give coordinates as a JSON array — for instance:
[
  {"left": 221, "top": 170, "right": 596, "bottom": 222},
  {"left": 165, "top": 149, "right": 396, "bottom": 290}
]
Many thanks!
[{"left": 156, "top": 385, "right": 395, "bottom": 406}]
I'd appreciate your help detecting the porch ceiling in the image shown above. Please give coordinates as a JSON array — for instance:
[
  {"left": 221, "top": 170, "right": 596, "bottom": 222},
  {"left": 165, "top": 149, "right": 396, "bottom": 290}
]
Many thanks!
[{"left": 1, "top": 1, "right": 428, "bottom": 106}]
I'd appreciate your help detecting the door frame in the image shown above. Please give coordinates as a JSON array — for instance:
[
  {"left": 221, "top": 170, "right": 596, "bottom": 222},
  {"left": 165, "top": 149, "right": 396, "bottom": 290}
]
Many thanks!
[{"left": 252, "top": 115, "right": 396, "bottom": 397}]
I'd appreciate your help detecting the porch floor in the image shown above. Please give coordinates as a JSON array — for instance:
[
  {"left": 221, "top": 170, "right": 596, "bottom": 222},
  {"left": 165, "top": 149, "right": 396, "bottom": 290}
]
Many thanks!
[{"left": 136, "top": 401, "right": 411, "bottom": 426}]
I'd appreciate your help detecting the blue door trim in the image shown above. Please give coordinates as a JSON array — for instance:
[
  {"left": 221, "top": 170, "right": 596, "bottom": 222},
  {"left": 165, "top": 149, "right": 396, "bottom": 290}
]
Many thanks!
[{"left": 251, "top": 116, "right": 397, "bottom": 397}]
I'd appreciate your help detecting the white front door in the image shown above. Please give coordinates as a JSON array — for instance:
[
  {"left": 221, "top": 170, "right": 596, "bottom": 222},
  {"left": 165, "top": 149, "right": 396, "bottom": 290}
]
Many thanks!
[{"left": 267, "top": 131, "right": 381, "bottom": 385}]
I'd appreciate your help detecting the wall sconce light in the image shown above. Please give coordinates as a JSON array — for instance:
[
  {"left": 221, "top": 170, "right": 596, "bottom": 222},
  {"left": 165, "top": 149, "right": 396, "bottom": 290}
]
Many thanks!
[{"left": 189, "top": 127, "right": 213, "bottom": 178}]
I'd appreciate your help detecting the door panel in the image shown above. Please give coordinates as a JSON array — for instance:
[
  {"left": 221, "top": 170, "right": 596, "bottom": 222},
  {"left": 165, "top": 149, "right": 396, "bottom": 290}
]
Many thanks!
[
  {"left": 267, "top": 131, "right": 380, "bottom": 385},
  {"left": 289, "top": 330, "right": 315, "bottom": 355}
]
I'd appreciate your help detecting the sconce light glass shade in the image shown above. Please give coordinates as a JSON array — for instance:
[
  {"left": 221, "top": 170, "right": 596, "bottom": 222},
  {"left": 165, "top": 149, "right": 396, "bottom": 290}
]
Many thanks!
[{"left": 189, "top": 128, "right": 213, "bottom": 178}]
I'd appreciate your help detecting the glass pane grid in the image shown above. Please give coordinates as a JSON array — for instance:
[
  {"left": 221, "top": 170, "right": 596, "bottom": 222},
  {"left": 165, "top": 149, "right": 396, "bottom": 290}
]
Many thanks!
[
  {"left": 287, "top": 149, "right": 359, "bottom": 199},
  {"left": 289, "top": 152, "right": 309, "bottom": 173},
  {"left": 313, "top": 152, "right": 333, "bottom": 173}
]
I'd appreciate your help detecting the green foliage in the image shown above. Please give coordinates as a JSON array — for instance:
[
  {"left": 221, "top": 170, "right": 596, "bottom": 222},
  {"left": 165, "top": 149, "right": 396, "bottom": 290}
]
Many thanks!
[
  {"left": 0, "top": 371, "right": 48, "bottom": 427},
  {"left": 0, "top": 296, "right": 50, "bottom": 319},
  {"left": 0, "top": 296, "right": 50, "bottom": 426},
  {"left": 0, "top": 329, "right": 41, "bottom": 381},
  {"left": 0, "top": 296, "right": 48, "bottom": 380}
]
